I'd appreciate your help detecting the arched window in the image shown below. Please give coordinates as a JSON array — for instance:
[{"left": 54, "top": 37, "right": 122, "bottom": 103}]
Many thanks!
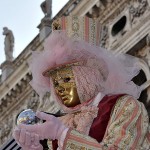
[{"left": 111, "top": 16, "right": 127, "bottom": 36}]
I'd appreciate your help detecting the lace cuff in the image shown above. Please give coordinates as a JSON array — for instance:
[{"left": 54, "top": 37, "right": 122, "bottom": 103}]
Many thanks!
[{"left": 58, "top": 128, "right": 69, "bottom": 149}]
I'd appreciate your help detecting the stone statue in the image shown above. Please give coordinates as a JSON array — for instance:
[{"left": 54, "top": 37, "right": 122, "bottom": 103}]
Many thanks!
[
  {"left": 40, "top": 0, "right": 52, "bottom": 18},
  {"left": 3, "top": 27, "right": 14, "bottom": 61}
]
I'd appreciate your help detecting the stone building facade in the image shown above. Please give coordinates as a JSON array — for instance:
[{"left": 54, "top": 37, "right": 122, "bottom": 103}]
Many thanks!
[{"left": 1, "top": 0, "right": 150, "bottom": 147}]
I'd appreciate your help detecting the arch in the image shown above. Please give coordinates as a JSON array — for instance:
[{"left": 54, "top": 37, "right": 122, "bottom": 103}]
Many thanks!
[{"left": 132, "top": 59, "right": 150, "bottom": 105}]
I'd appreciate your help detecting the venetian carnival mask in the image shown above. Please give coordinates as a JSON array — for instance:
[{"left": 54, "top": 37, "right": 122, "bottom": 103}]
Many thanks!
[{"left": 50, "top": 66, "right": 81, "bottom": 107}]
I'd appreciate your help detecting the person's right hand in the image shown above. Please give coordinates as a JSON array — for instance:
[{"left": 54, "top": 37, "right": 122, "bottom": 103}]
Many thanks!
[{"left": 13, "top": 127, "right": 43, "bottom": 150}]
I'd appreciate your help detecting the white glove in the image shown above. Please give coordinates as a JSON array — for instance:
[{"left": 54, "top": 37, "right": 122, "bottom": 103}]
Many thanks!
[
  {"left": 17, "top": 111, "right": 67, "bottom": 140},
  {"left": 13, "top": 128, "right": 43, "bottom": 150}
]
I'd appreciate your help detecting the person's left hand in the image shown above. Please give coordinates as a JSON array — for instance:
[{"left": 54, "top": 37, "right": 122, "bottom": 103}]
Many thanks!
[{"left": 18, "top": 111, "right": 67, "bottom": 140}]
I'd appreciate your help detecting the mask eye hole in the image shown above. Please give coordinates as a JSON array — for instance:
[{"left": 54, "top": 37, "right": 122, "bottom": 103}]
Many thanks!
[
  {"left": 54, "top": 80, "right": 59, "bottom": 87},
  {"left": 64, "top": 77, "right": 71, "bottom": 82},
  {"left": 58, "top": 88, "right": 65, "bottom": 93}
]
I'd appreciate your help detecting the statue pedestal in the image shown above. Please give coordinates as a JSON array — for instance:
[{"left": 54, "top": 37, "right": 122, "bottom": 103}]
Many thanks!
[
  {"left": 38, "top": 17, "right": 51, "bottom": 42},
  {"left": 0, "top": 61, "right": 14, "bottom": 82}
]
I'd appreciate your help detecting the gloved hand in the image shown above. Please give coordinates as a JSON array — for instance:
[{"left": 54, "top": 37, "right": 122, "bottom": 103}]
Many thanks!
[
  {"left": 18, "top": 111, "right": 67, "bottom": 140},
  {"left": 13, "top": 127, "right": 42, "bottom": 150}
]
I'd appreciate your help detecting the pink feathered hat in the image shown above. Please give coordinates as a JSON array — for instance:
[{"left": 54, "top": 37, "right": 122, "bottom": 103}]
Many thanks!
[{"left": 29, "top": 16, "right": 142, "bottom": 112}]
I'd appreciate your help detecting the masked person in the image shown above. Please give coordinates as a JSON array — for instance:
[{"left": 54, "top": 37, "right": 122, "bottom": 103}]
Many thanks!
[{"left": 13, "top": 16, "right": 150, "bottom": 150}]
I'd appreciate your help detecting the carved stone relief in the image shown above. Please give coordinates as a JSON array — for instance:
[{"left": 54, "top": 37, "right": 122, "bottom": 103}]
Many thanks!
[
  {"left": 27, "top": 91, "right": 39, "bottom": 111},
  {"left": 0, "top": 74, "right": 32, "bottom": 113},
  {"left": 0, "top": 117, "right": 13, "bottom": 144},
  {"left": 107, "top": 0, "right": 114, "bottom": 6},
  {"left": 136, "top": 34, "right": 150, "bottom": 66},
  {"left": 86, "top": 5, "right": 100, "bottom": 19},
  {"left": 100, "top": 26, "right": 108, "bottom": 48},
  {"left": 129, "top": 0, "right": 148, "bottom": 24},
  {"left": 38, "top": 92, "right": 51, "bottom": 111}
]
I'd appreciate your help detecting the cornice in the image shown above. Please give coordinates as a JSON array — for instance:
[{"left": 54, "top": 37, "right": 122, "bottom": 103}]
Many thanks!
[
  {"left": 71, "top": 0, "right": 99, "bottom": 16},
  {"left": 0, "top": 62, "right": 30, "bottom": 98},
  {"left": 13, "top": 35, "right": 42, "bottom": 68},
  {"left": 0, "top": 73, "right": 32, "bottom": 115},
  {"left": 53, "top": 0, "right": 83, "bottom": 17},
  {"left": 1, "top": 86, "right": 31, "bottom": 119},
  {"left": 98, "top": 0, "right": 129, "bottom": 23}
]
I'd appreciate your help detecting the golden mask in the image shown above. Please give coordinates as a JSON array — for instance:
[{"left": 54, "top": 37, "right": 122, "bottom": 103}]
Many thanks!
[{"left": 50, "top": 66, "right": 81, "bottom": 107}]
